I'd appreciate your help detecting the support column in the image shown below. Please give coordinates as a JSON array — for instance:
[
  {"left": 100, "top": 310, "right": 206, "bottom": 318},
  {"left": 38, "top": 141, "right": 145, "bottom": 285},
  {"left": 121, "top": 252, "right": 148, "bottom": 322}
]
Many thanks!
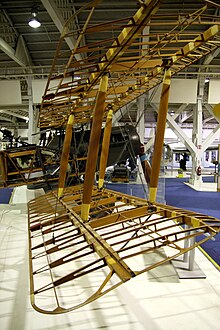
[
  {"left": 149, "top": 68, "right": 171, "bottom": 203},
  {"left": 57, "top": 114, "right": 74, "bottom": 198},
  {"left": 189, "top": 78, "right": 204, "bottom": 186},
  {"left": 171, "top": 225, "right": 206, "bottom": 279},
  {"left": 137, "top": 25, "right": 149, "bottom": 142},
  {"left": 81, "top": 74, "right": 108, "bottom": 221},
  {"left": 137, "top": 95, "right": 150, "bottom": 186},
  {"left": 27, "top": 77, "right": 34, "bottom": 144},
  {"left": 33, "top": 105, "right": 40, "bottom": 145},
  {"left": 14, "top": 127, "right": 18, "bottom": 139},
  {"left": 137, "top": 96, "right": 145, "bottom": 143},
  {"left": 98, "top": 109, "right": 113, "bottom": 189}
]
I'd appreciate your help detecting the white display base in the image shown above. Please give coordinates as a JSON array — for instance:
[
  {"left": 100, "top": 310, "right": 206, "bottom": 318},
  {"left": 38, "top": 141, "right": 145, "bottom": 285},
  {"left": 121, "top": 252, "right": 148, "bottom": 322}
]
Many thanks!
[{"left": 172, "top": 259, "right": 206, "bottom": 279}]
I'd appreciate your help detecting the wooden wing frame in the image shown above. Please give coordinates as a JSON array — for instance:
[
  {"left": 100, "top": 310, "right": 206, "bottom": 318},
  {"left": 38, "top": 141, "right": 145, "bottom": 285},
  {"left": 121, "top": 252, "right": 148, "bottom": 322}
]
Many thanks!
[
  {"left": 27, "top": 0, "right": 220, "bottom": 314},
  {"left": 39, "top": 0, "right": 220, "bottom": 128},
  {"left": 28, "top": 185, "right": 220, "bottom": 314}
]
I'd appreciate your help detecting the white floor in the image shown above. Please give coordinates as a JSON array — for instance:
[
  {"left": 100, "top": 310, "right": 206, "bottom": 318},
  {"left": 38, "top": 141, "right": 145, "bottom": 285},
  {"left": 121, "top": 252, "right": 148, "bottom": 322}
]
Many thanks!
[
  {"left": 0, "top": 186, "right": 220, "bottom": 330},
  {"left": 165, "top": 170, "right": 218, "bottom": 192}
]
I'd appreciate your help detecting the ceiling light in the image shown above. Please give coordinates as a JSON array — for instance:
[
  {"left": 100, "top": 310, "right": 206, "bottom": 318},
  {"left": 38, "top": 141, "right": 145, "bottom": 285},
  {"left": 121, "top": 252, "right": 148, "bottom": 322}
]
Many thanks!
[{"left": 28, "top": 7, "right": 41, "bottom": 28}]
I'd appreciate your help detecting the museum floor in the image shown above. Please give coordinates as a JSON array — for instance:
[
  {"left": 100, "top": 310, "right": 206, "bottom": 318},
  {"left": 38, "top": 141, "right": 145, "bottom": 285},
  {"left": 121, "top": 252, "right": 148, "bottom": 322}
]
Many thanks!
[{"left": 0, "top": 183, "right": 220, "bottom": 330}]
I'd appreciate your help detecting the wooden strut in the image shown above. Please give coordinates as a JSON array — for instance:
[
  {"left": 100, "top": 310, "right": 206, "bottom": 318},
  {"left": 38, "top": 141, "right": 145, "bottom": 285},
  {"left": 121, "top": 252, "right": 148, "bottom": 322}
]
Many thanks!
[
  {"left": 149, "top": 68, "right": 171, "bottom": 203},
  {"left": 98, "top": 109, "right": 113, "bottom": 189},
  {"left": 57, "top": 114, "right": 74, "bottom": 198},
  {"left": 81, "top": 74, "right": 108, "bottom": 221}
]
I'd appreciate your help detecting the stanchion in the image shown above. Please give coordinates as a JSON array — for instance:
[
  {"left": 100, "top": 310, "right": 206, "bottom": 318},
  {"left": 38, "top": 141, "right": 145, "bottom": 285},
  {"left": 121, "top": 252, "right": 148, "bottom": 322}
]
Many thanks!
[{"left": 171, "top": 225, "right": 206, "bottom": 279}]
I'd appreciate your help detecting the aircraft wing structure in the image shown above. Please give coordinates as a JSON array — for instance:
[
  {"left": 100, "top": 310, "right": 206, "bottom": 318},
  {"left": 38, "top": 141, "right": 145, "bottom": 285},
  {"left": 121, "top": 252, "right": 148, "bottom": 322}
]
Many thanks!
[
  {"left": 28, "top": 185, "right": 220, "bottom": 314},
  {"left": 39, "top": 0, "right": 220, "bottom": 128},
  {"left": 26, "top": 0, "right": 220, "bottom": 314}
]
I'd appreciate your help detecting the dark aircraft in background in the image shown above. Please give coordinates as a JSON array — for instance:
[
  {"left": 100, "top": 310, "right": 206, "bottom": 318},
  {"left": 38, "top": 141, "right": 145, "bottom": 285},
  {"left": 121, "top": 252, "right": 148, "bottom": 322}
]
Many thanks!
[{"left": 0, "top": 124, "right": 147, "bottom": 190}]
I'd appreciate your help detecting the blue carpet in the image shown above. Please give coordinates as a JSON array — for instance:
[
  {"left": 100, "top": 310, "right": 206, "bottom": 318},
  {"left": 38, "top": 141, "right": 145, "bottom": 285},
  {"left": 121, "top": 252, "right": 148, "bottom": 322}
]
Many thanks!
[
  {"left": 165, "top": 178, "right": 220, "bottom": 219},
  {"left": 165, "top": 178, "right": 220, "bottom": 267},
  {"left": 106, "top": 180, "right": 165, "bottom": 204},
  {"left": 0, "top": 188, "right": 13, "bottom": 204}
]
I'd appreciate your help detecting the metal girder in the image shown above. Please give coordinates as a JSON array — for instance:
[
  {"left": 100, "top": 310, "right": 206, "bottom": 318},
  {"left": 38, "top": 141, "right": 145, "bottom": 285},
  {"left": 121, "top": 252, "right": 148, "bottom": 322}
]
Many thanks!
[
  {"left": 166, "top": 113, "right": 197, "bottom": 154},
  {"left": 180, "top": 111, "right": 193, "bottom": 123},
  {"left": 0, "top": 110, "right": 28, "bottom": 121},
  {"left": 137, "top": 95, "right": 145, "bottom": 142},
  {"left": 0, "top": 110, "right": 29, "bottom": 120},
  {"left": 201, "top": 124, "right": 220, "bottom": 153},
  {"left": 41, "top": 0, "right": 83, "bottom": 61},
  {"left": 112, "top": 105, "right": 130, "bottom": 126},
  {"left": 144, "top": 136, "right": 154, "bottom": 152},
  {"left": 0, "top": 115, "right": 14, "bottom": 123},
  {"left": 0, "top": 6, "right": 33, "bottom": 68},
  {"left": 0, "top": 37, "right": 28, "bottom": 67},
  {"left": 148, "top": 103, "right": 189, "bottom": 153},
  {"left": 204, "top": 0, "right": 220, "bottom": 9},
  {"left": 15, "top": 35, "right": 33, "bottom": 68},
  {"left": 203, "top": 116, "right": 215, "bottom": 124}
]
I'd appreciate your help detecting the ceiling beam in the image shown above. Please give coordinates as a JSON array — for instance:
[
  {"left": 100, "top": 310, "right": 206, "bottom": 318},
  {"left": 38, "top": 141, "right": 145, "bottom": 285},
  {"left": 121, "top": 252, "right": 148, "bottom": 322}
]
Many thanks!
[
  {"left": 112, "top": 102, "right": 136, "bottom": 126},
  {"left": 0, "top": 110, "right": 28, "bottom": 121},
  {"left": 180, "top": 111, "right": 193, "bottom": 123},
  {"left": 0, "top": 115, "right": 14, "bottom": 123},
  {"left": 15, "top": 35, "right": 33, "bottom": 67},
  {"left": 203, "top": 116, "right": 214, "bottom": 124},
  {"left": 0, "top": 37, "right": 28, "bottom": 67},
  {"left": 0, "top": 8, "right": 33, "bottom": 68},
  {"left": 41, "top": 0, "right": 83, "bottom": 61}
]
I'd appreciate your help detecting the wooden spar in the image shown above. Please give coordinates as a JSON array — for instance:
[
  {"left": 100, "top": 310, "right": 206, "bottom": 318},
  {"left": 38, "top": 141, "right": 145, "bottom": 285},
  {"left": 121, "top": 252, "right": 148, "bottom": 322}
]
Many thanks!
[
  {"left": 81, "top": 74, "right": 108, "bottom": 221},
  {"left": 149, "top": 68, "right": 171, "bottom": 203},
  {"left": 57, "top": 114, "right": 74, "bottom": 198},
  {"left": 98, "top": 110, "right": 113, "bottom": 189}
]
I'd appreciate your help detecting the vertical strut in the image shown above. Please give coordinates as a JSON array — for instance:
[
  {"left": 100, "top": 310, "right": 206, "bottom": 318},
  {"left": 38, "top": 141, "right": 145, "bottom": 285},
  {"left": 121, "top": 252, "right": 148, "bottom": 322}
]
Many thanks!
[
  {"left": 81, "top": 74, "right": 108, "bottom": 221},
  {"left": 58, "top": 114, "right": 74, "bottom": 198},
  {"left": 149, "top": 68, "right": 171, "bottom": 203},
  {"left": 98, "top": 110, "right": 113, "bottom": 189}
]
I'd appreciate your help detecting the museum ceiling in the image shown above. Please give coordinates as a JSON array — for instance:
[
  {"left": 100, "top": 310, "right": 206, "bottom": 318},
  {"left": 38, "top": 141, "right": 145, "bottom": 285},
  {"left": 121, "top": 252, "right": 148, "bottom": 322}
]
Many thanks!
[{"left": 0, "top": 0, "right": 219, "bottom": 132}]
